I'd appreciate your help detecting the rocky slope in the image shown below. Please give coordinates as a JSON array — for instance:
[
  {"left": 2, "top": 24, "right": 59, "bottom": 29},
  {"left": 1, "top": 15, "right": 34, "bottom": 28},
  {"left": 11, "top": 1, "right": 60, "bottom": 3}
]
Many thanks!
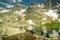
[{"left": 0, "top": 2, "right": 60, "bottom": 37}]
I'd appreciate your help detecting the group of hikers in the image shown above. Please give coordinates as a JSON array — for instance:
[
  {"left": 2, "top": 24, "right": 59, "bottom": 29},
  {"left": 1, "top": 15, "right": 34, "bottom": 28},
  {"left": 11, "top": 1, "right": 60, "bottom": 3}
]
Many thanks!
[
  {"left": 20, "top": 20, "right": 60, "bottom": 40},
  {"left": 23, "top": 25, "right": 60, "bottom": 40},
  {"left": 1, "top": 19, "right": 60, "bottom": 40}
]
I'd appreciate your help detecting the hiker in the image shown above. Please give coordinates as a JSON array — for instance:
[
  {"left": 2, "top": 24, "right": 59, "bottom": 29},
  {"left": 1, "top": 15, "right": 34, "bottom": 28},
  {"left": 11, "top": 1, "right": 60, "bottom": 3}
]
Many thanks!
[
  {"left": 45, "top": 32, "right": 50, "bottom": 38},
  {"left": 42, "top": 26, "right": 47, "bottom": 36},
  {"left": 58, "top": 29, "right": 60, "bottom": 35},
  {"left": 26, "top": 19, "right": 35, "bottom": 34},
  {"left": 27, "top": 25, "right": 35, "bottom": 34},
  {"left": 52, "top": 30, "right": 59, "bottom": 38},
  {"left": 40, "top": 31, "right": 44, "bottom": 36}
]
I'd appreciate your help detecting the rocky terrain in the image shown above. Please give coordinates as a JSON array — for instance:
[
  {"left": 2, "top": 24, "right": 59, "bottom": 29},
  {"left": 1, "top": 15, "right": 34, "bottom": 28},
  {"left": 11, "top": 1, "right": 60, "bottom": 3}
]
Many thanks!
[{"left": 0, "top": 1, "right": 60, "bottom": 40}]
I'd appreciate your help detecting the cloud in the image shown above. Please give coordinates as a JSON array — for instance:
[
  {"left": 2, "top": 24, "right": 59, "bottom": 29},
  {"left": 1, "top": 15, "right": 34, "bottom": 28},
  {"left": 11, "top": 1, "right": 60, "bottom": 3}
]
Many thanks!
[
  {"left": 17, "top": 0, "right": 22, "bottom": 2},
  {"left": 0, "top": 7, "right": 3, "bottom": 9},
  {"left": 13, "top": 0, "right": 22, "bottom": 3},
  {"left": 0, "top": 2, "right": 11, "bottom": 5},
  {"left": 13, "top": 0, "right": 16, "bottom": 3}
]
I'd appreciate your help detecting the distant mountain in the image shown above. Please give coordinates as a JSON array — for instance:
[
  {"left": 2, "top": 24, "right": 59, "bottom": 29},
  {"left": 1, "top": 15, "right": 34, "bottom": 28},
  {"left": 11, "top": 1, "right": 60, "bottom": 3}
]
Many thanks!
[
  {"left": 43, "top": 0, "right": 60, "bottom": 9},
  {"left": 11, "top": 4, "right": 27, "bottom": 13},
  {"left": 0, "top": 0, "right": 47, "bottom": 9}
]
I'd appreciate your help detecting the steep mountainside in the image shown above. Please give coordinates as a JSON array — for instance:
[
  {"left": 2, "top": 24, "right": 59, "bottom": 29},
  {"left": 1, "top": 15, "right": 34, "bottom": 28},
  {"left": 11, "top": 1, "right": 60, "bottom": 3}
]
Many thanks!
[{"left": 0, "top": 2, "right": 60, "bottom": 37}]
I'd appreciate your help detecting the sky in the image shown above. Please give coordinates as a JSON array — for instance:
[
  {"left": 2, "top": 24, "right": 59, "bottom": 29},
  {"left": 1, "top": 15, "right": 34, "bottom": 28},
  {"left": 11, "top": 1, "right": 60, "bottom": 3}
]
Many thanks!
[{"left": 0, "top": 0, "right": 47, "bottom": 9}]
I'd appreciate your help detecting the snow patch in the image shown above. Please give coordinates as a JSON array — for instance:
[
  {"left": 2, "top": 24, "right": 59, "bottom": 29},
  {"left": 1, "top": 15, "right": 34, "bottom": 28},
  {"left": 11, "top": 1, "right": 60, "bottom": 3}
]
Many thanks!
[
  {"left": 1, "top": 10, "right": 9, "bottom": 13},
  {"left": 15, "top": 9, "right": 26, "bottom": 15},
  {"left": 37, "top": 3, "right": 44, "bottom": 8},
  {"left": 27, "top": 20, "right": 34, "bottom": 25},
  {"left": 19, "top": 9, "right": 26, "bottom": 15},
  {"left": 45, "top": 9, "right": 58, "bottom": 20},
  {"left": 27, "top": 26, "right": 33, "bottom": 31},
  {"left": 52, "top": 30, "right": 58, "bottom": 37}
]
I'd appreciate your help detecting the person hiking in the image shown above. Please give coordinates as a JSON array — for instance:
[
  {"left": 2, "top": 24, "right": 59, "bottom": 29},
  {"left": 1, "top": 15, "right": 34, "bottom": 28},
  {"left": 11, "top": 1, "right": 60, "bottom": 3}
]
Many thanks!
[{"left": 45, "top": 32, "right": 50, "bottom": 38}]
